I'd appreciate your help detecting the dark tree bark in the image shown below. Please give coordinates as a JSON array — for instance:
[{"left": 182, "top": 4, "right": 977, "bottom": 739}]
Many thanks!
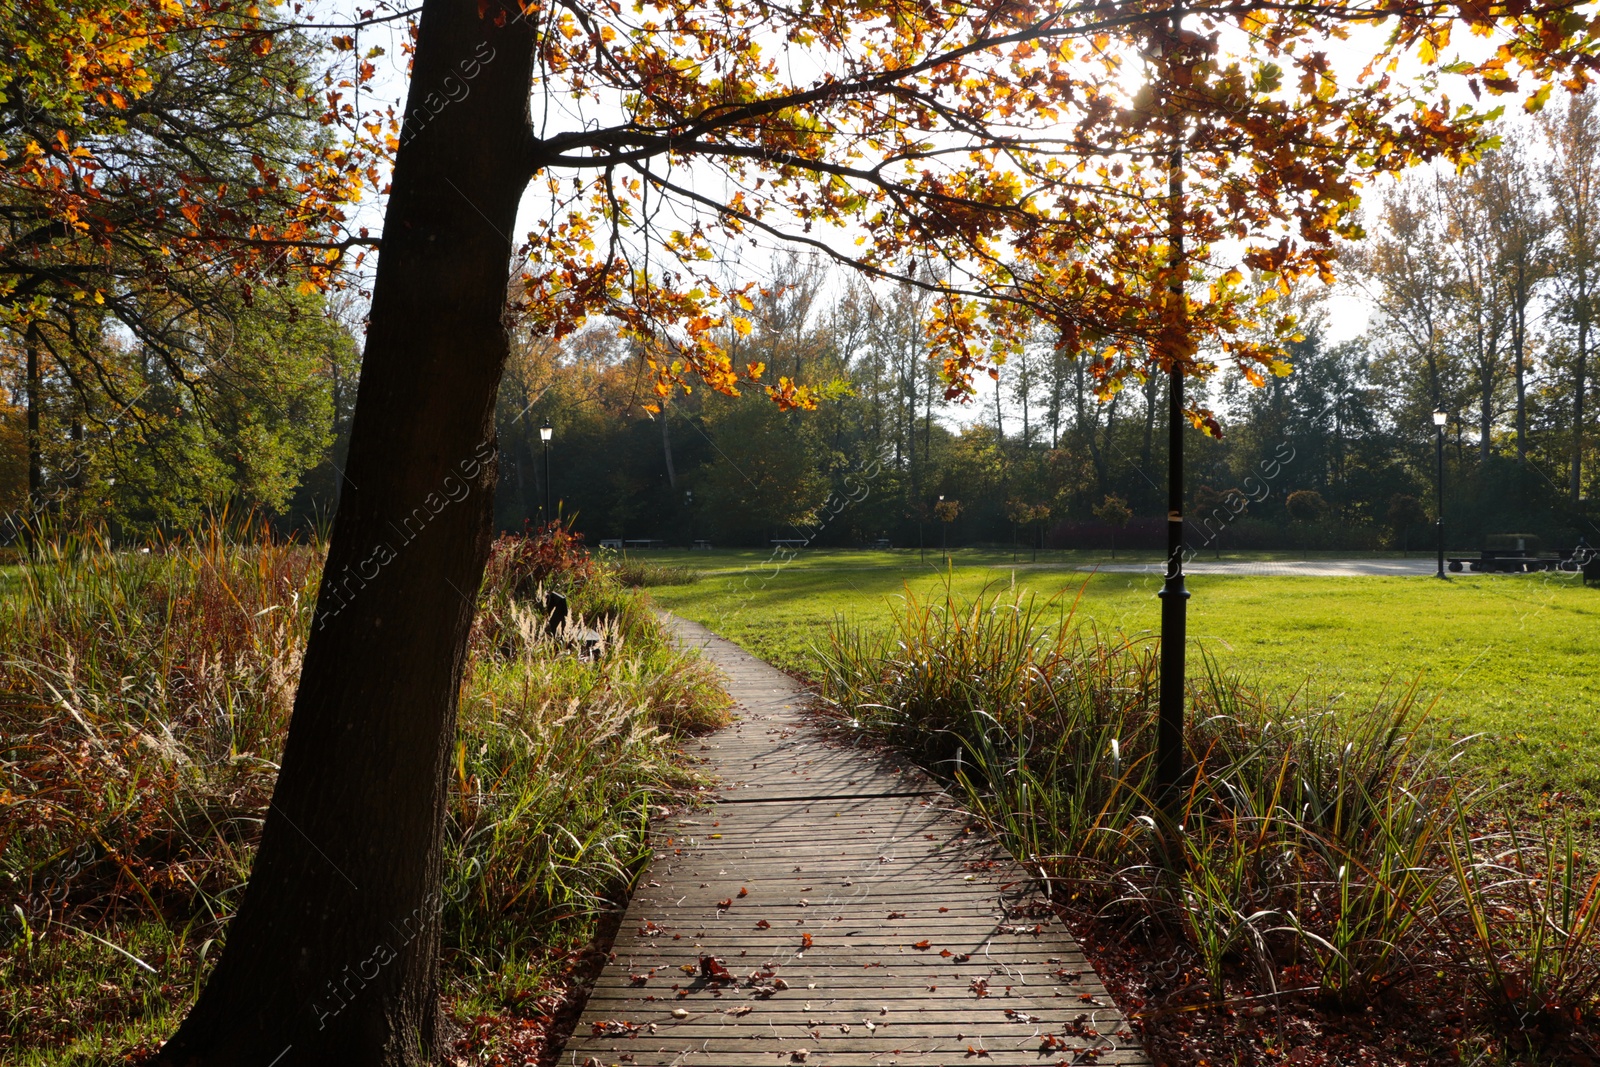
[
  {"left": 25, "top": 323, "right": 42, "bottom": 508},
  {"left": 1479, "top": 346, "right": 1495, "bottom": 465},
  {"left": 1139, "top": 367, "right": 1158, "bottom": 475},
  {"left": 1576, "top": 327, "right": 1589, "bottom": 502},
  {"left": 993, "top": 373, "right": 1004, "bottom": 439},
  {"left": 156, "top": 3, "right": 537, "bottom": 1064},
  {"left": 661, "top": 408, "right": 678, "bottom": 490},
  {"left": 1513, "top": 279, "right": 1529, "bottom": 464}
]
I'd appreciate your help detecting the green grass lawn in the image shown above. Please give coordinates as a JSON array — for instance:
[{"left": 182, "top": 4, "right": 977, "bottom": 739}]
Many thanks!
[{"left": 642, "top": 547, "right": 1600, "bottom": 809}]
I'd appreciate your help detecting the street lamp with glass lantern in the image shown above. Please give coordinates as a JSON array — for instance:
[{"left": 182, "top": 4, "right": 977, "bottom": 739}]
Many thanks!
[
  {"left": 1433, "top": 408, "right": 1447, "bottom": 578},
  {"left": 540, "top": 420, "right": 553, "bottom": 526}
]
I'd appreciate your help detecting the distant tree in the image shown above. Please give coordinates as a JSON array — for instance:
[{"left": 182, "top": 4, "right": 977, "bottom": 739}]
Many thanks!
[
  {"left": 1482, "top": 133, "right": 1553, "bottom": 464},
  {"left": 1361, "top": 180, "right": 1470, "bottom": 432},
  {"left": 1544, "top": 95, "right": 1600, "bottom": 504},
  {"left": 1438, "top": 166, "right": 1516, "bottom": 464},
  {"left": 2, "top": 1, "right": 360, "bottom": 518},
  {"left": 1192, "top": 483, "right": 1247, "bottom": 559},
  {"left": 1286, "top": 489, "right": 1329, "bottom": 523},
  {"left": 1005, "top": 498, "right": 1051, "bottom": 561},
  {"left": 1092, "top": 493, "right": 1133, "bottom": 558},
  {"left": 1387, "top": 493, "right": 1430, "bottom": 553},
  {"left": 7, "top": 286, "right": 359, "bottom": 533},
  {"left": 701, "top": 395, "right": 829, "bottom": 539}
]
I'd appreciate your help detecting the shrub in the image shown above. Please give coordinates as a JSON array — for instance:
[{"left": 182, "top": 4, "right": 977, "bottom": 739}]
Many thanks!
[
  {"left": 483, "top": 519, "right": 595, "bottom": 601},
  {"left": 1285, "top": 488, "right": 1329, "bottom": 522},
  {"left": 607, "top": 556, "right": 700, "bottom": 588}
]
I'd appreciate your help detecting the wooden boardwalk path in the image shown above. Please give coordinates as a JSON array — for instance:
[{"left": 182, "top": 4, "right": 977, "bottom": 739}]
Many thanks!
[{"left": 562, "top": 615, "right": 1149, "bottom": 1067}]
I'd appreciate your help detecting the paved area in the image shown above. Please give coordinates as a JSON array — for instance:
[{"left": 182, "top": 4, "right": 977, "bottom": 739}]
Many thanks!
[
  {"left": 561, "top": 615, "right": 1150, "bottom": 1067},
  {"left": 1078, "top": 558, "right": 1440, "bottom": 577}
]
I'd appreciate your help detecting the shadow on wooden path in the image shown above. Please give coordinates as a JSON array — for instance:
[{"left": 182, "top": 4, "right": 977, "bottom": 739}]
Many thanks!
[{"left": 561, "top": 614, "right": 1150, "bottom": 1067}]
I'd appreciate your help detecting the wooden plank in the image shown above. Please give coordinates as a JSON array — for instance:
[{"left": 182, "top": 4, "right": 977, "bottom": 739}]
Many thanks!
[{"left": 559, "top": 614, "right": 1147, "bottom": 1067}]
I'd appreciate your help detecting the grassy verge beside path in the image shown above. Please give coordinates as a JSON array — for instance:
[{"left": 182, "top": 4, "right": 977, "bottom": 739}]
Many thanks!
[
  {"left": 2, "top": 526, "right": 729, "bottom": 1065},
  {"left": 643, "top": 547, "right": 1600, "bottom": 811}
]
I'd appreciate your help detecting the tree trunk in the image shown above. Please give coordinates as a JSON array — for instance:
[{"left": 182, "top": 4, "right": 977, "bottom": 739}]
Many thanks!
[
  {"left": 1480, "top": 360, "right": 1494, "bottom": 465},
  {"left": 1513, "top": 274, "right": 1529, "bottom": 464},
  {"left": 1140, "top": 366, "right": 1158, "bottom": 474},
  {"left": 1019, "top": 360, "right": 1030, "bottom": 446},
  {"left": 24, "top": 322, "right": 42, "bottom": 509},
  {"left": 1576, "top": 314, "right": 1589, "bottom": 504},
  {"left": 1047, "top": 350, "right": 1064, "bottom": 448},
  {"left": 661, "top": 407, "right": 678, "bottom": 489},
  {"left": 514, "top": 447, "right": 530, "bottom": 519},
  {"left": 156, "top": 4, "right": 536, "bottom": 1065},
  {"left": 993, "top": 373, "right": 1004, "bottom": 439}
]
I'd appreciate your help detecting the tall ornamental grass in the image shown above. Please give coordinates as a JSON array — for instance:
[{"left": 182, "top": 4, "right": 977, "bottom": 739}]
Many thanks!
[
  {"left": 1, "top": 521, "right": 728, "bottom": 1062},
  {"left": 813, "top": 583, "right": 1598, "bottom": 1046}
]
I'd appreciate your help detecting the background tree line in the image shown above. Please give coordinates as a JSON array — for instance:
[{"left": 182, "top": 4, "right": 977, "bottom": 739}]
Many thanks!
[
  {"left": 499, "top": 102, "right": 1600, "bottom": 555},
  {"left": 6, "top": 102, "right": 1599, "bottom": 552}
]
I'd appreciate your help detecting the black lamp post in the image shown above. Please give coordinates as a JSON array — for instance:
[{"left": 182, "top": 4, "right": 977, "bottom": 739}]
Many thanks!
[
  {"left": 938, "top": 494, "right": 947, "bottom": 565},
  {"left": 1153, "top": 13, "right": 1192, "bottom": 815},
  {"left": 1433, "top": 408, "right": 1447, "bottom": 579},
  {"left": 540, "top": 420, "right": 553, "bottom": 525}
]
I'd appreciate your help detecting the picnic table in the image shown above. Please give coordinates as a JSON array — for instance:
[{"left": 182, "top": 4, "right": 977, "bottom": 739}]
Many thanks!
[
  {"left": 1447, "top": 534, "right": 1595, "bottom": 575},
  {"left": 1447, "top": 551, "right": 1570, "bottom": 573}
]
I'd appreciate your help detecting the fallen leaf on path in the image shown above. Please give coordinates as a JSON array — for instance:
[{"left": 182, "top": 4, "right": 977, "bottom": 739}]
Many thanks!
[{"left": 699, "top": 955, "right": 734, "bottom": 982}]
